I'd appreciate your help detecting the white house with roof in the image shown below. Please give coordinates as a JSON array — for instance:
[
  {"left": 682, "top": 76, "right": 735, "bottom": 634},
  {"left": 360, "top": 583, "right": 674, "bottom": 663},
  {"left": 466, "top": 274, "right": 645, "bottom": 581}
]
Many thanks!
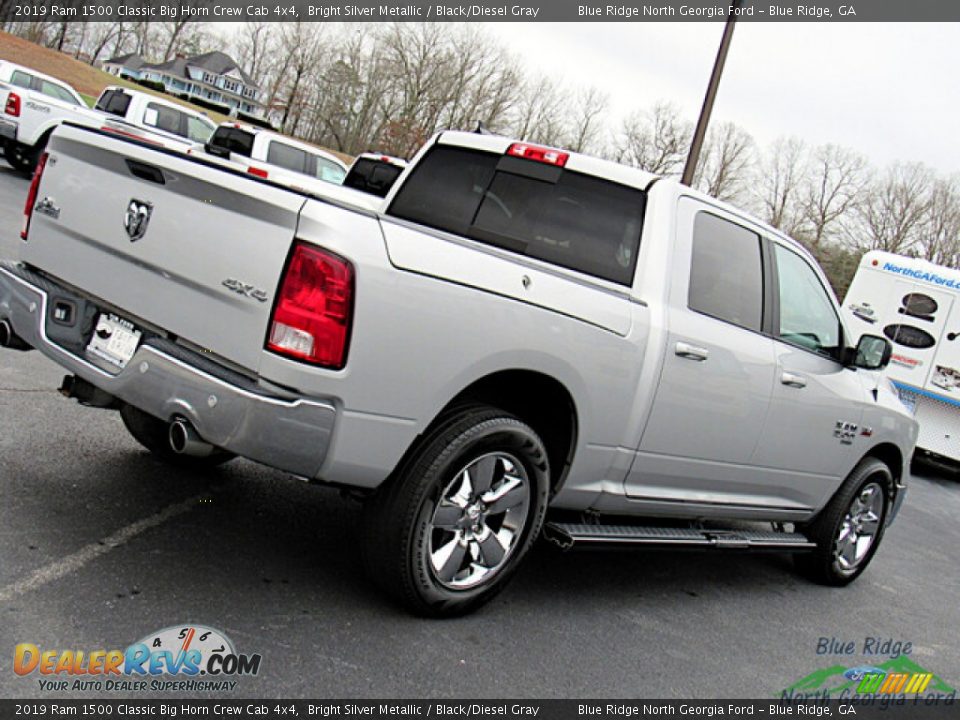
[
  {"left": 102, "top": 51, "right": 265, "bottom": 118},
  {"left": 102, "top": 52, "right": 147, "bottom": 80}
]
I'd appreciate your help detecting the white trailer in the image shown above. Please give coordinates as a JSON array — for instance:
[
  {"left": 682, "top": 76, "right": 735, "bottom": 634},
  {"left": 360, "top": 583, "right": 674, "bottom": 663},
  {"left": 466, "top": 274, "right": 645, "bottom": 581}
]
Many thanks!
[{"left": 843, "top": 250, "right": 960, "bottom": 464}]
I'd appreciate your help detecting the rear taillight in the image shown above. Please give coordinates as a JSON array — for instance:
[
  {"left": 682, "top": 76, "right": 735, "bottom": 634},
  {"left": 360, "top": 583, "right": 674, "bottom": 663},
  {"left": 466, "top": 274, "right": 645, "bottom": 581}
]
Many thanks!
[
  {"left": 5, "top": 92, "right": 20, "bottom": 117},
  {"left": 267, "top": 242, "right": 353, "bottom": 369},
  {"left": 247, "top": 166, "right": 268, "bottom": 179},
  {"left": 506, "top": 142, "right": 569, "bottom": 167},
  {"left": 20, "top": 152, "right": 48, "bottom": 240}
]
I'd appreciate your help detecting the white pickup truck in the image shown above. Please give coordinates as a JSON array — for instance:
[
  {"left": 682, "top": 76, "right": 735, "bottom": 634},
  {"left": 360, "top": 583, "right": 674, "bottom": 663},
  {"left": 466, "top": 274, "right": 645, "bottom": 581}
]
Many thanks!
[
  {"left": 94, "top": 86, "right": 216, "bottom": 153},
  {"left": 0, "top": 124, "right": 917, "bottom": 616},
  {"left": 196, "top": 122, "right": 348, "bottom": 189},
  {"left": 0, "top": 70, "right": 217, "bottom": 174},
  {"left": 0, "top": 60, "right": 100, "bottom": 174}
]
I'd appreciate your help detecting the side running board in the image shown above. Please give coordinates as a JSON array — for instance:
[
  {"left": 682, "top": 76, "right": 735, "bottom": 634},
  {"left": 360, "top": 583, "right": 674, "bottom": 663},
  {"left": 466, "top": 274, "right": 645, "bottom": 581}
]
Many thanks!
[{"left": 542, "top": 522, "right": 816, "bottom": 552}]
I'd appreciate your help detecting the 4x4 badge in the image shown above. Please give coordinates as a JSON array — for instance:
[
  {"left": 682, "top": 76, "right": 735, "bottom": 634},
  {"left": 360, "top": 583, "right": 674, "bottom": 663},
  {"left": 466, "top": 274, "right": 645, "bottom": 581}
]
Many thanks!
[{"left": 124, "top": 199, "right": 152, "bottom": 242}]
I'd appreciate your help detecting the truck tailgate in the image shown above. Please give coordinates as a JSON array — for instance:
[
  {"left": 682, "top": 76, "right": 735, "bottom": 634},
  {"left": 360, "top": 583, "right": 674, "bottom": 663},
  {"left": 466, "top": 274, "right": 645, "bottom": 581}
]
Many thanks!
[{"left": 22, "top": 124, "right": 306, "bottom": 373}]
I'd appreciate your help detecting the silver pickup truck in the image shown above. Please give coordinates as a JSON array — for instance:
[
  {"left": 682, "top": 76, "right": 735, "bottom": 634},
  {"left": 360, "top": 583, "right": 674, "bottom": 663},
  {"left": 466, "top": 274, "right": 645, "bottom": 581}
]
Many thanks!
[{"left": 0, "top": 124, "right": 918, "bottom": 616}]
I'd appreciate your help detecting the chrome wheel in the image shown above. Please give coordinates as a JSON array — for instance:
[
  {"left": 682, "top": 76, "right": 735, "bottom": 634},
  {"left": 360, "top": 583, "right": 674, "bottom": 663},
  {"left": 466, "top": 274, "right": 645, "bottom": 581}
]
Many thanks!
[
  {"left": 833, "top": 481, "right": 884, "bottom": 573},
  {"left": 427, "top": 452, "right": 531, "bottom": 590}
]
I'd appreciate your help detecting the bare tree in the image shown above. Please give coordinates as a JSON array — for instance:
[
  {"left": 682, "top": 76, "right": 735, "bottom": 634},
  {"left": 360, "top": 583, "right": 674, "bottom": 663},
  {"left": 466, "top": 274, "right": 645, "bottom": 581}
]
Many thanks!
[
  {"left": 4, "top": 20, "right": 55, "bottom": 45},
  {"left": 847, "top": 162, "right": 933, "bottom": 256},
  {"left": 618, "top": 101, "right": 689, "bottom": 175},
  {"left": 307, "top": 27, "right": 394, "bottom": 153},
  {"left": 918, "top": 176, "right": 960, "bottom": 266},
  {"left": 563, "top": 86, "right": 608, "bottom": 154},
  {"left": 507, "top": 74, "right": 569, "bottom": 147},
  {"left": 232, "top": 21, "right": 275, "bottom": 86},
  {"left": 433, "top": 25, "right": 519, "bottom": 135},
  {"left": 799, "top": 144, "right": 866, "bottom": 259},
  {"left": 377, "top": 23, "right": 452, "bottom": 156},
  {"left": 159, "top": 20, "right": 193, "bottom": 61},
  {"left": 693, "top": 121, "right": 754, "bottom": 203},
  {"left": 275, "top": 23, "right": 327, "bottom": 132},
  {"left": 752, "top": 136, "right": 807, "bottom": 236},
  {"left": 80, "top": 21, "right": 123, "bottom": 65}
]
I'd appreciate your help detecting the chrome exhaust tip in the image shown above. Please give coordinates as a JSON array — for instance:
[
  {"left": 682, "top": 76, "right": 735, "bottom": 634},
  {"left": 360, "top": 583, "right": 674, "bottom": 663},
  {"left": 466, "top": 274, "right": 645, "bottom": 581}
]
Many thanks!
[
  {"left": 0, "top": 320, "right": 10, "bottom": 347},
  {"left": 169, "top": 418, "right": 215, "bottom": 457},
  {"left": 0, "top": 319, "right": 31, "bottom": 350}
]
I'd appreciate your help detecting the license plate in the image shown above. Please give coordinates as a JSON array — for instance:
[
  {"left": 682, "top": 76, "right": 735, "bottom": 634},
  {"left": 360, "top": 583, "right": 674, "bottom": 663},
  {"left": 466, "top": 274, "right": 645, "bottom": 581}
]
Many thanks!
[{"left": 86, "top": 313, "right": 141, "bottom": 369}]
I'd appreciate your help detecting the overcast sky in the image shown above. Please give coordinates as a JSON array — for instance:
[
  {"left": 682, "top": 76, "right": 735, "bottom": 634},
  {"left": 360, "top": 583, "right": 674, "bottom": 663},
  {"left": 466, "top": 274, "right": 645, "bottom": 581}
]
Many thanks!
[{"left": 487, "top": 22, "right": 958, "bottom": 174}]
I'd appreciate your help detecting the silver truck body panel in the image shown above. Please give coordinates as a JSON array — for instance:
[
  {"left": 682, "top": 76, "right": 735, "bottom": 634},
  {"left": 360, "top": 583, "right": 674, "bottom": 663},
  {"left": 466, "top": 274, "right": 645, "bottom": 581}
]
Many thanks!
[
  {"left": 21, "top": 126, "right": 306, "bottom": 372},
  {"left": 5, "top": 126, "right": 918, "bottom": 526}
]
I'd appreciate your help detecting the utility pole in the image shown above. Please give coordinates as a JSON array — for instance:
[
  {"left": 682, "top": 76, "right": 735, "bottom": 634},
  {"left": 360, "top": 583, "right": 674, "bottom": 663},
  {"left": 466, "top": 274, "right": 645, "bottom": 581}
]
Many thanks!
[{"left": 681, "top": 0, "right": 744, "bottom": 186}]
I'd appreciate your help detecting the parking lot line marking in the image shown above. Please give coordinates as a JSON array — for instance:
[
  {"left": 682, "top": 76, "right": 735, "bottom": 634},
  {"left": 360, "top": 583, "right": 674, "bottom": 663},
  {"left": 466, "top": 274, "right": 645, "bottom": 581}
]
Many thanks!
[{"left": 0, "top": 493, "right": 208, "bottom": 603}]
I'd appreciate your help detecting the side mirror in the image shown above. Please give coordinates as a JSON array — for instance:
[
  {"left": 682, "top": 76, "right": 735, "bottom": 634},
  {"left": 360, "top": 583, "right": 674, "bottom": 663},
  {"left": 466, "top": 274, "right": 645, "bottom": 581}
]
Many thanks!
[{"left": 848, "top": 334, "right": 893, "bottom": 370}]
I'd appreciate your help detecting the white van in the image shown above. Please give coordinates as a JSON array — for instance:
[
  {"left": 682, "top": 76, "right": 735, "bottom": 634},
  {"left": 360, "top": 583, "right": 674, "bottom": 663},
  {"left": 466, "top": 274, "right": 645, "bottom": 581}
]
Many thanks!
[{"left": 843, "top": 250, "right": 960, "bottom": 464}]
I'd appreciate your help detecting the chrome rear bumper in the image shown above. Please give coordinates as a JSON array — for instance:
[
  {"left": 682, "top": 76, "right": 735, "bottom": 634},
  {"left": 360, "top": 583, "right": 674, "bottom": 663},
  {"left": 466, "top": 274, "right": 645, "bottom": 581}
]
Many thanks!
[{"left": 0, "top": 262, "right": 335, "bottom": 478}]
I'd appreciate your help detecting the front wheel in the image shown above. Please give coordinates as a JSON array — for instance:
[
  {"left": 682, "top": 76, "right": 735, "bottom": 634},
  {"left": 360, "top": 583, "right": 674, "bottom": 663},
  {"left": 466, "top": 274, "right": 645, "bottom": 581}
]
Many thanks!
[
  {"left": 795, "top": 457, "right": 892, "bottom": 585},
  {"left": 362, "top": 406, "right": 550, "bottom": 617}
]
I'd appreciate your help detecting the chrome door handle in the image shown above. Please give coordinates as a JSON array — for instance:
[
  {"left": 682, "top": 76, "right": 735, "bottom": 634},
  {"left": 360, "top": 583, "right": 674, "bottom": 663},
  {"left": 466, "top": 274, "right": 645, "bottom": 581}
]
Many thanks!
[
  {"left": 675, "top": 342, "right": 709, "bottom": 361},
  {"left": 781, "top": 372, "right": 807, "bottom": 388}
]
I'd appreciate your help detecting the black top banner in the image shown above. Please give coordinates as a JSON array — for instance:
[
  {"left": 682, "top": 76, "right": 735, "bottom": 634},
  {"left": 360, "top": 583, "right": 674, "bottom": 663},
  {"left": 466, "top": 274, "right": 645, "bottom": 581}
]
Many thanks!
[
  {"left": 1, "top": 0, "right": 959, "bottom": 23},
  {"left": 1, "top": 700, "right": 960, "bottom": 720}
]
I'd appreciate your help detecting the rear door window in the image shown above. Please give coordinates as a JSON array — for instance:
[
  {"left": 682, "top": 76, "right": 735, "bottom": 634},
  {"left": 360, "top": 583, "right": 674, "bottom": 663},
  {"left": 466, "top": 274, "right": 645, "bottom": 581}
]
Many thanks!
[
  {"left": 688, "top": 212, "right": 764, "bottom": 333},
  {"left": 10, "top": 70, "right": 33, "bottom": 89},
  {"left": 144, "top": 103, "right": 185, "bottom": 136},
  {"left": 388, "top": 144, "right": 645, "bottom": 285},
  {"left": 267, "top": 141, "right": 309, "bottom": 174},
  {"left": 39, "top": 79, "right": 80, "bottom": 105},
  {"left": 316, "top": 156, "right": 346, "bottom": 184},
  {"left": 186, "top": 115, "right": 214, "bottom": 143}
]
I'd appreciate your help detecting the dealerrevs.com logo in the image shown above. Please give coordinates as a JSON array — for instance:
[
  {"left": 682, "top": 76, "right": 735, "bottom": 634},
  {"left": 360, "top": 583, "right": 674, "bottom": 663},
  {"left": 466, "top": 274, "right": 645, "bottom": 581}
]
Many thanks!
[{"left": 14, "top": 624, "right": 261, "bottom": 692}]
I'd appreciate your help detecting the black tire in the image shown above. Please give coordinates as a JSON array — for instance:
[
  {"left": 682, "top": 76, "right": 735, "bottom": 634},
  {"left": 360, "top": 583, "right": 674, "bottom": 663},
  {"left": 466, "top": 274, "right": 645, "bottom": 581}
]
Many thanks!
[
  {"left": 4, "top": 143, "right": 34, "bottom": 174},
  {"left": 794, "top": 457, "right": 892, "bottom": 586},
  {"left": 362, "top": 405, "right": 550, "bottom": 617},
  {"left": 119, "top": 404, "right": 235, "bottom": 469}
]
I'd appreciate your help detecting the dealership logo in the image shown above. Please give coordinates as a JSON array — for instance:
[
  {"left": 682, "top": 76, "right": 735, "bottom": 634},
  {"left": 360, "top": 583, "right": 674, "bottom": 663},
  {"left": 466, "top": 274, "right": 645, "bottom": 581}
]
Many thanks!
[
  {"left": 14, "top": 624, "right": 261, "bottom": 692},
  {"left": 781, "top": 655, "right": 956, "bottom": 703},
  {"left": 124, "top": 199, "right": 153, "bottom": 242}
]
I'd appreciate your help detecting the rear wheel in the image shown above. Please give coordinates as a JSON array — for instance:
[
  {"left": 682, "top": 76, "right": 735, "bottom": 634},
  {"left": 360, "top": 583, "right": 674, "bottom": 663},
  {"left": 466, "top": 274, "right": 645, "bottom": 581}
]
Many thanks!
[
  {"left": 4, "top": 143, "right": 34, "bottom": 174},
  {"left": 795, "top": 457, "right": 891, "bottom": 585},
  {"left": 363, "top": 405, "right": 550, "bottom": 617},
  {"left": 120, "top": 404, "right": 235, "bottom": 469}
]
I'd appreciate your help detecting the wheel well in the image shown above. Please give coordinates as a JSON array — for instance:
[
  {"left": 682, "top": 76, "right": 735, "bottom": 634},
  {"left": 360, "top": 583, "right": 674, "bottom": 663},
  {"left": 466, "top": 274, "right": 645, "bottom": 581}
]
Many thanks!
[
  {"left": 443, "top": 370, "right": 578, "bottom": 492},
  {"left": 864, "top": 443, "right": 903, "bottom": 487}
]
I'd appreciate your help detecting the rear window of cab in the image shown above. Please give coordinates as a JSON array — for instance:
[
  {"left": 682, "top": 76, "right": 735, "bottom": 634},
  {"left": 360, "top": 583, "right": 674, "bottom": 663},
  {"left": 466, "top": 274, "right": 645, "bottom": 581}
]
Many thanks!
[{"left": 388, "top": 145, "right": 646, "bottom": 286}]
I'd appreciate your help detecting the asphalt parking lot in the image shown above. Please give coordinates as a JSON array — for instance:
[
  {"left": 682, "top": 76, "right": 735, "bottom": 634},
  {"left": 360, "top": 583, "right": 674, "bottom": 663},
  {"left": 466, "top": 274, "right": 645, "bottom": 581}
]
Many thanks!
[{"left": 0, "top": 162, "right": 958, "bottom": 700}]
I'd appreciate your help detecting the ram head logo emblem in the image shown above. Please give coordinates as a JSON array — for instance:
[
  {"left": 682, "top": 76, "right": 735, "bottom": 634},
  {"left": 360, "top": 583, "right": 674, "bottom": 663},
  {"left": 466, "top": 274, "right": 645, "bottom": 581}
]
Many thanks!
[{"left": 124, "top": 199, "right": 153, "bottom": 242}]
